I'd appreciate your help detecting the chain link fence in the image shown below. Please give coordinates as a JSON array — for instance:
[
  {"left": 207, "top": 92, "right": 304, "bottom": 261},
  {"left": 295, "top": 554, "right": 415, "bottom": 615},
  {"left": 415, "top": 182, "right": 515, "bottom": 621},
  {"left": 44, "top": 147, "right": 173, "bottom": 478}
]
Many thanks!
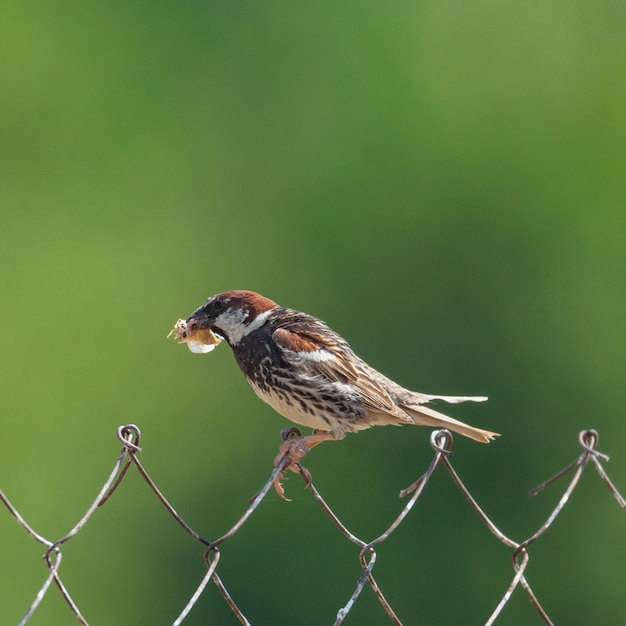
[{"left": 2, "top": 426, "right": 624, "bottom": 625}]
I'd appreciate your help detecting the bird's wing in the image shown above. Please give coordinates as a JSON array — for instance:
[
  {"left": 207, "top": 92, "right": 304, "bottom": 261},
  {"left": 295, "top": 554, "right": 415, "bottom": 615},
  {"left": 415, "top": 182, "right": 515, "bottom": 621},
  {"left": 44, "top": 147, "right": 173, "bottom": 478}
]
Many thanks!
[{"left": 273, "top": 326, "right": 411, "bottom": 421}]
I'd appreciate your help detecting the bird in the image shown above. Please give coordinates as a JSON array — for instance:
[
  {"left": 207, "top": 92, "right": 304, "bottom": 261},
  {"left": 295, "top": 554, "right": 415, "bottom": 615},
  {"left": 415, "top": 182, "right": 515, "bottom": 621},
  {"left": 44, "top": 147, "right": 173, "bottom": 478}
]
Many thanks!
[{"left": 180, "top": 290, "right": 499, "bottom": 496}]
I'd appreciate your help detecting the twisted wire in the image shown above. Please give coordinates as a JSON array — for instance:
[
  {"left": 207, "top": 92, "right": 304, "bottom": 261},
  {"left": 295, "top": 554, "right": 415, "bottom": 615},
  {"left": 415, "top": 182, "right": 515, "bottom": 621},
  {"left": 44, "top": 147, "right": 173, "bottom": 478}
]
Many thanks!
[{"left": 1, "top": 427, "right": 623, "bottom": 625}]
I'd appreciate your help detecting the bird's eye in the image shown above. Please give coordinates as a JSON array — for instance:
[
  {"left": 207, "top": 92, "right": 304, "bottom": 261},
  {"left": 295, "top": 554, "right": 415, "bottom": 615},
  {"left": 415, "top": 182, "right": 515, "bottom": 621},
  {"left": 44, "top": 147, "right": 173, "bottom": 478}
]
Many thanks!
[{"left": 213, "top": 299, "right": 226, "bottom": 313}]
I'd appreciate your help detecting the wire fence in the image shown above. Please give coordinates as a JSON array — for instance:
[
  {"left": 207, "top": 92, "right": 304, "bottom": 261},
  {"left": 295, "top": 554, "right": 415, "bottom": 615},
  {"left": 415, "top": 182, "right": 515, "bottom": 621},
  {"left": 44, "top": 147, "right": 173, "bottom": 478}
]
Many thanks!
[{"left": 1, "top": 426, "right": 624, "bottom": 625}]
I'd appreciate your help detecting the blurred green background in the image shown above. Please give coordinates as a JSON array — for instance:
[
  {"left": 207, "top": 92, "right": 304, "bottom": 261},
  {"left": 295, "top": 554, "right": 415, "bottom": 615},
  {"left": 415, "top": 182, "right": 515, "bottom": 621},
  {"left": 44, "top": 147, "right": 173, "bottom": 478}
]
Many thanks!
[{"left": 2, "top": 1, "right": 625, "bottom": 624}]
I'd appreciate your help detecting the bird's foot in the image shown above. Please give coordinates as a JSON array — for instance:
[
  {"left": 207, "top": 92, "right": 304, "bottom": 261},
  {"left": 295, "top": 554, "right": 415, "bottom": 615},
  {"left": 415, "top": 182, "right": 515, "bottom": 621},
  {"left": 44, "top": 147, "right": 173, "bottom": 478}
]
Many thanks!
[
  {"left": 272, "top": 428, "right": 335, "bottom": 500},
  {"left": 273, "top": 428, "right": 309, "bottom": 500}
]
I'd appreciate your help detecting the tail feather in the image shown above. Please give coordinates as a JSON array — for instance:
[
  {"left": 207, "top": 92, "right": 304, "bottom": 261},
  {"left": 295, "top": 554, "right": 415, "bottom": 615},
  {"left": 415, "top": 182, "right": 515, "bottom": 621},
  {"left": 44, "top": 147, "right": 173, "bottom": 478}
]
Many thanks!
[
  {"left": 402, "top": 403, "right": 499, "bottom": 444},
  {"left": 419, "top": 394, "right": 488, "bottom": 404}
]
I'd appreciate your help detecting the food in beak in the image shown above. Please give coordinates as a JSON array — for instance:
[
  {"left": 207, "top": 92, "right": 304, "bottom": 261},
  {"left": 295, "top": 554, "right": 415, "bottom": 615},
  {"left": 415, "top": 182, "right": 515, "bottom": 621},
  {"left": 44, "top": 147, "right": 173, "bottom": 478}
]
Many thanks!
[{"left": 168, "top": 319, "right": 222, "bottom": 353}]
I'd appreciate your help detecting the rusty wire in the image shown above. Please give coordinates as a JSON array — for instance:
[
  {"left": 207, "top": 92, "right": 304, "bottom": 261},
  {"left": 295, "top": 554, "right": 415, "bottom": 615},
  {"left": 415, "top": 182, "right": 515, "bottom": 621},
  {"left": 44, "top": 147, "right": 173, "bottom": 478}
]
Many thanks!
[{"left": 1, "top": 426, "right": 624, "bottom": 625}]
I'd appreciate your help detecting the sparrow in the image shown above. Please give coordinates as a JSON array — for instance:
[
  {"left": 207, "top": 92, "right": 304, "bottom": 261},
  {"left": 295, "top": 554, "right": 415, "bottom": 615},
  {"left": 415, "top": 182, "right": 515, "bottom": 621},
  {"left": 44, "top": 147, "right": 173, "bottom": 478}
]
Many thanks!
[{"left": 181, "top": 290, "right": 498, "bottom": 496}]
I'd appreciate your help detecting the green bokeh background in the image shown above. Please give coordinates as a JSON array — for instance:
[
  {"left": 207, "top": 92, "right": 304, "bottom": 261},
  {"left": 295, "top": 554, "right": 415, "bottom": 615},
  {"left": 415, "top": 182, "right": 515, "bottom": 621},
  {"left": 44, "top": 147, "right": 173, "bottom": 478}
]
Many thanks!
[{"left": 2, "top": 2, "right": 625, "bottom": 624}]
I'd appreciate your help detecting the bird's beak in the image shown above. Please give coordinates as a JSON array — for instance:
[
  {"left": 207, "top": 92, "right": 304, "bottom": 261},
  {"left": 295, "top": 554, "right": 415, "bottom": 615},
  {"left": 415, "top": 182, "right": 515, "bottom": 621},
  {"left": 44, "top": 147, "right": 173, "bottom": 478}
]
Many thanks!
[
  {"left": 185, "top": 311, "right": 212, "bottom": 332},
  {"left": 186, "top": 312, "right": 225, "bottom": 343}
]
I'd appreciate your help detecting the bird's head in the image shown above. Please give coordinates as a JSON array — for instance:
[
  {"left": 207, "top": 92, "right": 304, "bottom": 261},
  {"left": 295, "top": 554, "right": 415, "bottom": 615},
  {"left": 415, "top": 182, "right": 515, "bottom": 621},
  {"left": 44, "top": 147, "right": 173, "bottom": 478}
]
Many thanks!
[{"left": 186, "top": 290, "right": 278, "bottom": 346}]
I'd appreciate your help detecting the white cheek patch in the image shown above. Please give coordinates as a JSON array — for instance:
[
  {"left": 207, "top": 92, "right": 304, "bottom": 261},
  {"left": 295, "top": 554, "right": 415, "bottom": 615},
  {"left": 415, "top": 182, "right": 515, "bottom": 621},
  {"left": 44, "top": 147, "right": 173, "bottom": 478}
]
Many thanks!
[
  {"left": 215, "top": 307, "right": 248, "bottom": 329},
  {"left": 221, "top": 307, "right": 275, "bottom": 344},
  {"left": 214, "top": 308, "right": 248, "bottom": 343}
]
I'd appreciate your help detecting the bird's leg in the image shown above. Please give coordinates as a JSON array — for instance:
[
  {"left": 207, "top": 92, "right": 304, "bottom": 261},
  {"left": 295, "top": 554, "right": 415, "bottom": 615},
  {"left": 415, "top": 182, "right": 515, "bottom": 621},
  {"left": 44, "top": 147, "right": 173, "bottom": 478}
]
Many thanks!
[
  {"left": 273, "top": 428, "right": 338, "bottom": 469},
  {"left": 272, "top": 428, "right": 339, "bottom": 500}
]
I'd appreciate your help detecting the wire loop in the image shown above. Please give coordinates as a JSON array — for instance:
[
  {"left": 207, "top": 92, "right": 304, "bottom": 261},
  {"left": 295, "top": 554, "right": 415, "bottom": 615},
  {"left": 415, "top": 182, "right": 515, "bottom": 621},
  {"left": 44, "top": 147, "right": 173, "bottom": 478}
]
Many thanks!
[{"left": 1, "top": 426, "right": 623, "bottom": 625}]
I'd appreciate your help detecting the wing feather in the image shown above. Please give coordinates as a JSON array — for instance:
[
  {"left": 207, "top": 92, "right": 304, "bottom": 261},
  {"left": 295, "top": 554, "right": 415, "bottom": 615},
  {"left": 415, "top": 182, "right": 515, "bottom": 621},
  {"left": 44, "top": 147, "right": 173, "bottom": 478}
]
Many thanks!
[{"left": 273, "top": 325, "right": 410, "bottom": 421}]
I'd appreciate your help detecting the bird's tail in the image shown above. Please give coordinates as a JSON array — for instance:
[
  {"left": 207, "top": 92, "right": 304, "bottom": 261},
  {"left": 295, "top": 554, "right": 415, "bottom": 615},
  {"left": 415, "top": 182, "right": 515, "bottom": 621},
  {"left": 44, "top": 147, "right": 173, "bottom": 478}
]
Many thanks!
[
  {"left": 419, "top": 393, "right": 488, "bottom": 404},
  {"left": 402, "top": 400, "right": 499, "bottom": 444}
]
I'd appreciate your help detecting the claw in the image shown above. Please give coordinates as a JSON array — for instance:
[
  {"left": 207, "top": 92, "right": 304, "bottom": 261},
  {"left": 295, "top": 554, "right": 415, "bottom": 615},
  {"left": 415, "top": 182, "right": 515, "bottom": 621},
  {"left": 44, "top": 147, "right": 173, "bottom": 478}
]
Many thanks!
[
  {"left": 271, "top": 430, "right": 339, "bottom": 499},
  {"left": 272, "top": 472, "right": 290, "bottom": 501},
  {"left": 272, "top": 436, "right": 312, "bottom": 499}
]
